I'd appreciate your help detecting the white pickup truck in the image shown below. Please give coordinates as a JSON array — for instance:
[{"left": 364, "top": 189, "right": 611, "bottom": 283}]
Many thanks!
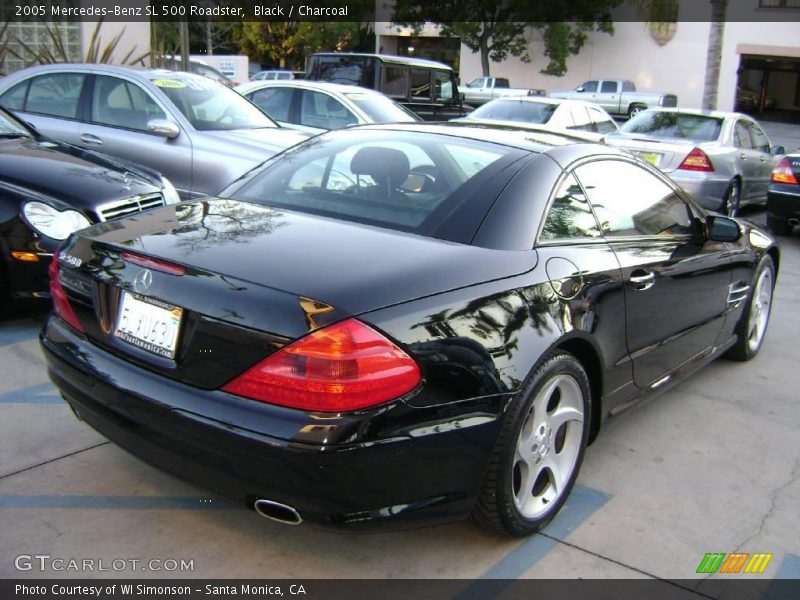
[
  {"left": 459, "top": 77, "right": 546, "bottom": 107},
  {"left": 550, "top": 79, "right": 677, "bottom": 118}
]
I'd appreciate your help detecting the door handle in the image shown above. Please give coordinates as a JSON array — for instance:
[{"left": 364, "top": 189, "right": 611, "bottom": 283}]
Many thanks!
[
  {"left": 630, "top": 269, "right": 655, "bottom": 291},
  {"left": 80, "top": 133, "right": 103, "bottom": 146}
]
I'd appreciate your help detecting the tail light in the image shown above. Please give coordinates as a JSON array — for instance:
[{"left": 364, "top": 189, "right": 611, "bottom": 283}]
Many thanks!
[
  {"left": 678, "top": 147, "right": 714, "bottom": 172},
  {"left": 771, "top": 157, "right": 798, "bottom": 184},
  {"left": 222, "top": 318, "right": 421, "bottom": 412},
  {"left": 48, "top": 252, "right": 84, "bottom": 333}
]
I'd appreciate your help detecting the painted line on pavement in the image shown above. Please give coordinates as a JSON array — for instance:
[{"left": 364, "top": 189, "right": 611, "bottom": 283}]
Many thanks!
[
  {"left": 457, "top": 484, "right": 610, "bottom": 598},
  {"left": 0, "top": 383, "right": 63, "bottom": 404}
]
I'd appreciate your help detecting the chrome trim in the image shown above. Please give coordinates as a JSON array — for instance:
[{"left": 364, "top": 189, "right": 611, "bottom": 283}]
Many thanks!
[
  {"left": 95, "top": 193, "right": 165, "bottom": 222},
  {"left": 727, "top": 281, "right": 751, "bottom": 306}
]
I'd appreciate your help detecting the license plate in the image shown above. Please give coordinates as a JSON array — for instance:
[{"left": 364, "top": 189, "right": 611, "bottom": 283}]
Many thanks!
[
  {"left": 115, "top": 292, "right": 183, "bottom": 359},
  {"left": 636, "top": 151, "right": 660, "bottom": 166}
]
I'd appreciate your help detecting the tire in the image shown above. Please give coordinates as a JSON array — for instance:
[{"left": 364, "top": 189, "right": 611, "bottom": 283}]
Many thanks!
[
  {"left": 628, "top": 104, "right": 646, "bottom": 118},
  {"left": 727, "top": 256, "right": 775, "bottom": 361},
  {"left": 721, "top": 180, "right": 741, "bottom": 217},
  {"left": 766, "top": 215, "right": 790, "bottom": 236},
  {"left": 470, "top": 352, "right": 590, "bottom": 536}
]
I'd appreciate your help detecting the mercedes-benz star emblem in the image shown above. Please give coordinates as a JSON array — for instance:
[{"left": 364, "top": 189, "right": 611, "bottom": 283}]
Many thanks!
[{"left": 133, "top": 269, "right": 153, "bottom": 294}]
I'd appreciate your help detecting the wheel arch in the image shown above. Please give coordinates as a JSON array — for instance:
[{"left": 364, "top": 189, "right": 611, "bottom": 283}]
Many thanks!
[{"left": 553, "top": 336, "right": 603, "bottom": 444}]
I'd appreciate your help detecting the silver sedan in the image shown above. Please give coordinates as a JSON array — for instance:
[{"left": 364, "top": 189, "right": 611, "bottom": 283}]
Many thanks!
[
  {"left": 605, "top": 108, "right": 785, "bottom": 216},
  {"left": 0, "top": 64, "right": 310, "bottom": 198},
  {"left": 235, "top": 80, "right": 420, "bottom": 135}
]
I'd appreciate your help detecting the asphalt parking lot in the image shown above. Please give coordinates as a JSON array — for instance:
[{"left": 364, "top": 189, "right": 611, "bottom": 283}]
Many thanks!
[{"left": 1, "top": 126, "right": 798, "bottom": 588}]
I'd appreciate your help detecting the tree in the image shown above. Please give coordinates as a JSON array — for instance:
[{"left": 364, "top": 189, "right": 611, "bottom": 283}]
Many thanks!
[
  {"left": 238, "top": 22, "right": 372, "bottom": 70},
  {"left": 391, "top": 0, "right": 621, "bottom": 77}
]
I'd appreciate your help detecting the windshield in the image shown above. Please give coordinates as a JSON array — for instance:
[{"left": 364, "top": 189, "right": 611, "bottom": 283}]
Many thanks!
[
  {"left": 620, "top": 111, "right": 723, "bottom": 142},
  {"left": 345, "top": 92, "right": 420, "bottom": 123},
  {"left": 225, "top": 129, "right": 518, "bottom": 237},
  {"left": 468, "top": 100, "right": 557, "bottom": 125},
  {"left": 0, "top": 109, "right": 31, "bottom": 137},
  {"left": 149, "top": 74, "right": 278, "bottom": 131}
]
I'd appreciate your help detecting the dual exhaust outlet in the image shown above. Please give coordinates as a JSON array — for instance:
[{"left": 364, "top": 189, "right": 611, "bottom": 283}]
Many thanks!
[{"left": 253, "top": 499, "right": 302, "bottom": 526}]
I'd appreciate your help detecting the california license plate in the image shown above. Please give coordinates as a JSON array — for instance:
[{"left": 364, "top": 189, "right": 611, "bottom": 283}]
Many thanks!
[
  {"left": 636, "top": 151, "right": 660, "bottom": 166},
  {"left": 115, "top": 292, "right": 183, "bottom": 359}
]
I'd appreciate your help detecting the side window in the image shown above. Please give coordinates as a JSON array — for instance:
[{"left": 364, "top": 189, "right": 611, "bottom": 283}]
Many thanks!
[
  {"left": 575, "top": 160, "right": 694, "bottom": 237},
  {"left": 581, "top": 81, "right": 598, "bottom": 93},
  {"left": 433, "top": 71, "right": 453, "bottom": 101},
  {"left": 409, "top": 69, "right": 431, "bottom": 100},
  {"left": 621, "top": 81, "right": 636, "bottom": 92},
  {"left": 25, "top": 73, "right": 87, "bottom": 119},
  {"left": 381, "top": 66, "right": 406, "bottom": 98},
  {"left": 748, "top": 122, "right": 770, "bottom": 153},
  {"left": 734, "top": 121, "right": 754, "bottom": 149},
  {"left": 300, "top": 90, "right": 357, "bottom": 130},
  {"left": 588, "top": 106, "right": 617, "bottom": 134},
  {"left": 0, "top": 80, "right": 30, "bottom": 110},
  {"left": 91, "top": 76, "right": 166, "bottom": 130},
  {"left": 248, "top": 87, "right": 293, "bottom": 122},
  {"left": 467, "top": 78, "right": 484, "bottom": 88},
  {"left": 569, "top": 106, "right": 593, "bottom": 132},
  {"left": 540, "top": 173, "right": 602, "bottom": 241},
  {"left": 495, "top": 78, "right": 510, "bottom": 88},
  {"left": 600, "top": 81, "right": 618, "bottom": 94}
]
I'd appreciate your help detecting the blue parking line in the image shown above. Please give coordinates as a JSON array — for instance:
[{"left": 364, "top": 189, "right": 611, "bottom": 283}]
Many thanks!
[
  {"left": 775, "top": 554, "right": 800, "bottom": 579},
  {"left": 0, "top": 383, "right": 63, "bottom": 404},
  {"left": 0, "top": 495, "right": 237, "bottom": 510},
  {"left": 0, "top": 321, "right": 40, "bottom": 347},
  {"left": 457, "top": 484, "right": 610, "bottom": 598}
]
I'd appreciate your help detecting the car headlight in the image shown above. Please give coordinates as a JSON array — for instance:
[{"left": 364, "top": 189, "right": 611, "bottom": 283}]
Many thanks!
[
  {"left": 161, "top": 176, "right": 181, "bottom": 205},
  {"left": 22, "top": 201, "right": 91, "bottom": 240}
]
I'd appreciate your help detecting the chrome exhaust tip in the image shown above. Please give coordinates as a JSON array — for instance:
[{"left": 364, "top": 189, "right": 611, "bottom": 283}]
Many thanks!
[
  {"left": 253, "top": 499, "right": 303, "bottom": 526},
  {"left": 788, "top": 218, "right": 799, "bottom": 227}
]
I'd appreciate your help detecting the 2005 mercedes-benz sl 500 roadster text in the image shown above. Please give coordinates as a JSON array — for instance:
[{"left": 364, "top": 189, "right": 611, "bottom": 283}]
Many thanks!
[{"left": 41, "top": 123, "right": 778, "bottom": 536}]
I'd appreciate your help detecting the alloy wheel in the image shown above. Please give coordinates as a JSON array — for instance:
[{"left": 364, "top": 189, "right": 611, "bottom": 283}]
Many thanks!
[{"left": 747, "top": 266, "right": 773, "bottom": 353}]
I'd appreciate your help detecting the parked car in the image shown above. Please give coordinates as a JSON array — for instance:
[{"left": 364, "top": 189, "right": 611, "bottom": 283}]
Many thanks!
[
  {"left": 766, "top": 153, "right": 800, "bottom": 235},
  {"left": 305, "top": 52, "right": 470, "bottom": 120},
  {"left": 0, "top": 64, "right": 309, "bottom": 199},
  {"left": 251, "top": 70, "right": 306, "bottom": 82},
  {"left": 0, "top": 106, "right": 179, "bottom": 315},
  {"left": 235, "top": 80, "right": 420, "bottom": 134},
  {"left": 42, "top": 122, "right": 777, "bottom": 536},
  {"left": 159, "top": 57, "right": 235, "bottom": 88},
  {"left": 458, "top": 77, "right": 546, "bottom": 107},
  {"left": 455, "top": 97, "right": 618, "bottom": 139},
  {"left": 605, "top": 108, "right": 784, "bottom": 216},
  {"left": 551, "top": 79, "right": 677, "bottom": 118}
]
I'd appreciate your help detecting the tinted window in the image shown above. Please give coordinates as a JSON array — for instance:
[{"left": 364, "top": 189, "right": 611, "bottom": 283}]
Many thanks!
[
  {"left": 0, "top": 81, "right": 29, "bottom": 110},
  {"left": 496, "top": 78, "right": 510, "bottom": 88},
  {"left": 600, "top": 81, "right": 618, "bottom": 94},
  {"left": 748, "top": 122, "right": 770, "bottom": 153},
  {"left": 381, "top": 66, "right": 406, "bottom": 97},
  {"left": 469, "top": 99, "right": 557, "bottom": 124},
  {"left": 540, "top": 174, "right": 602, "bottom": 241},
  {"left": 309, "top": 56, "right": 372, "bottom": 86},
  {"left": 433, "top": 71, "right": 454, "bottom": 101},
  {"left": 410, "top": 69, "right": 431, "bottom": 100},
  {"left": 152, "top": 75, "right": 277, "bottom": 131},
  {"left": 581, "top": 81, "right": 598, "bottom": 93},
  {"left": 300, "top": 90, "right": 357, "bottom": 130},
  {"left": 576, "top": 160, "right": 694, "bottom": 237},
  {"left": 621, "top": 111, "right": 722, "bottom": 142},
  {"left": 248, "top": 87, "right": 293, "bottom": 121},
  {"left": 25, "top": 73, "right": 86, "bottom": 119},
  {"left": 622, "top": 81, "right": 635, "bottom": 92},
  {"left": 229, "top": 130, "right": 510, "bottom": 235},
  {"left": 734, "top": 121, "right": 753, "bottom": 149},
  {"left": 91, "top": 76, "right": 166, "bottom": 130}
]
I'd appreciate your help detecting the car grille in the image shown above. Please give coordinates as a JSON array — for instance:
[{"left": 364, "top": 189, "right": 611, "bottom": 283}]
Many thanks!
[{"left": 95, "top": 193, "right": 165, "bottom": 222}]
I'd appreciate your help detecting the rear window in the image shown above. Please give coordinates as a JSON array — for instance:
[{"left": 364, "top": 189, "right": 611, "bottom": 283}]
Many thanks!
[
  {"left": 469, "top": 99, "right": 557, "bottom": 125},
  {"left": 620, "top": 111, "right": 722, "bottom": 142},
  {"left": 345, "top": 92, "right": 419, "bottom": 123},
  {"left": 226, "top": 129, "right": 521, "bottom": 237}
]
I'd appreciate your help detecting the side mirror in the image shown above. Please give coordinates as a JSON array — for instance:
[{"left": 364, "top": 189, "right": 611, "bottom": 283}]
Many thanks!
[
  {"left": 772, "top": 145, "right": 785, "bottom": 156},
  {"left": 706, "top": 215, "right": 741, "bottom": 242},
  {"left": 146, "top": 119, "right": 180, "bottom": 139},
  {"left": 576, "top": 86, "right": 585, "bottom": 93}
]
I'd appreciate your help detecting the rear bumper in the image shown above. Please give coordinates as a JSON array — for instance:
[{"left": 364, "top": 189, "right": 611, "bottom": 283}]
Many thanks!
[
  {"left": 767, "top": 186, "right": 800, "bottom": 222},
  {"left": 41, "top": 316, "right": 506, "bottom": 530},
  {"left": 669, "top": 173, "right": 729, "bottom": 211}
]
